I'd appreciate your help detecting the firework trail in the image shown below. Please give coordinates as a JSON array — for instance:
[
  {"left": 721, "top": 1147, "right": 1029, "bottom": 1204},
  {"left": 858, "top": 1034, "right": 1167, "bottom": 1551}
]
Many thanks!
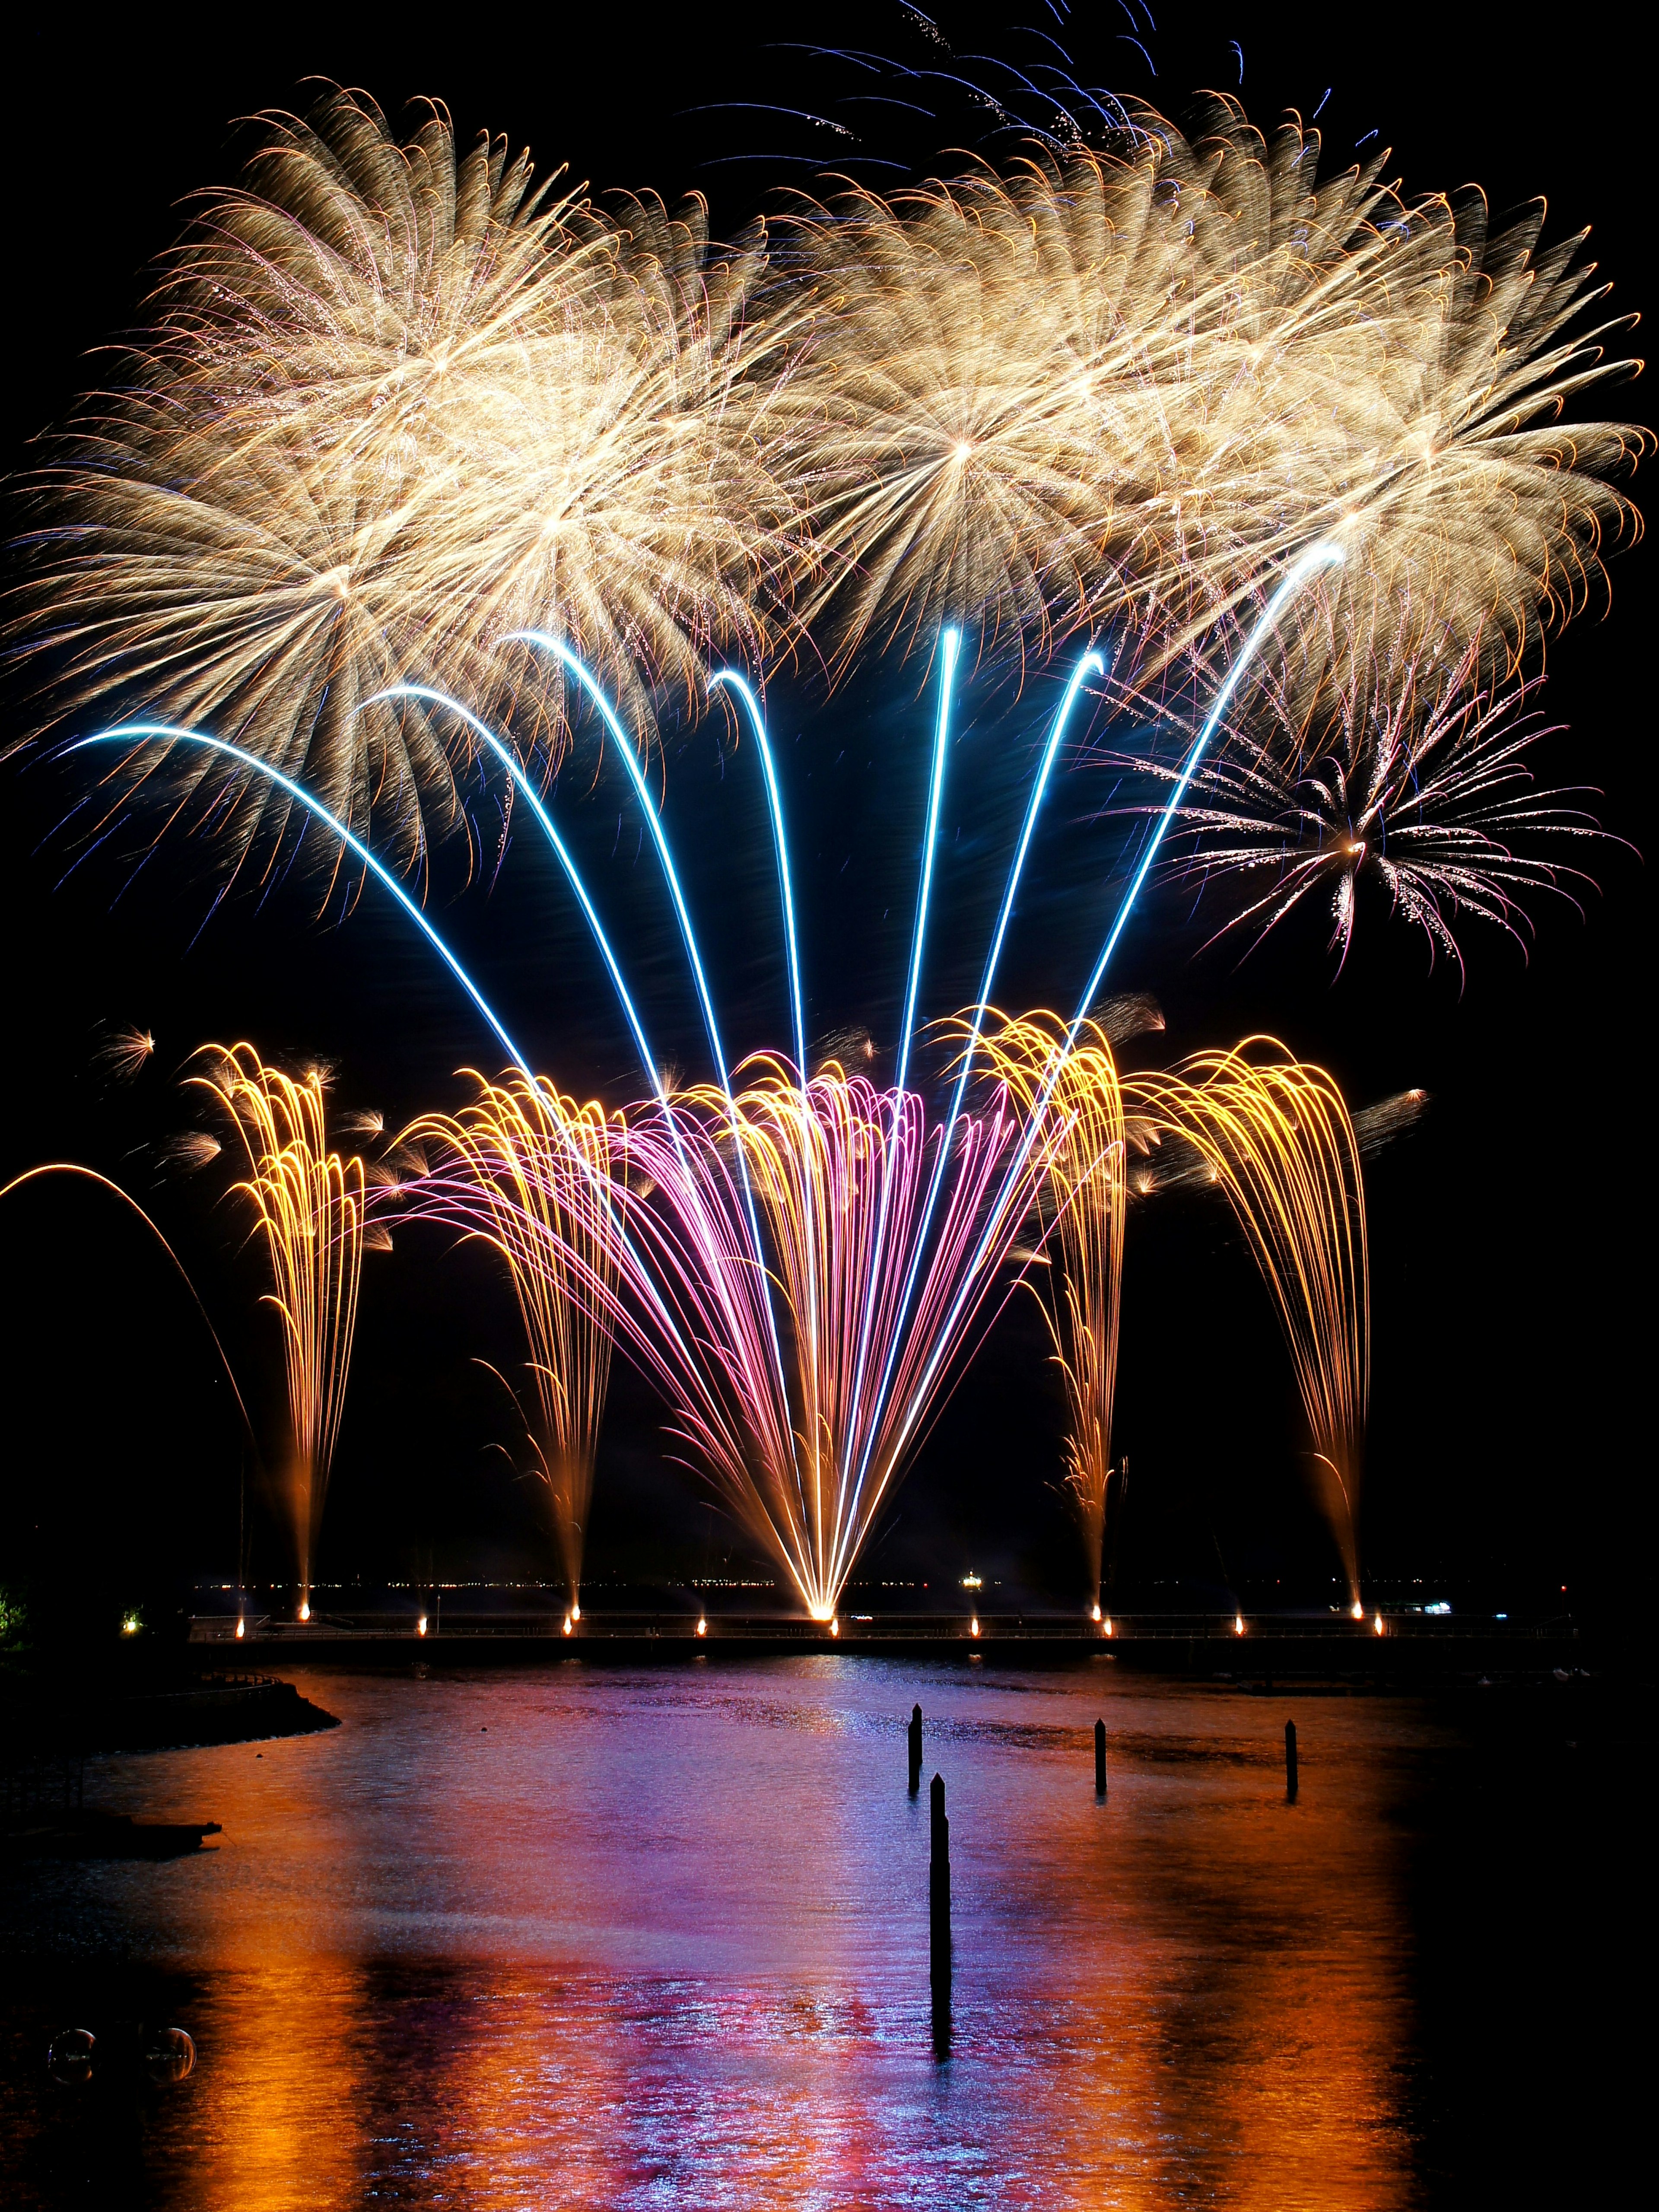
[
  {"left": 73, "top": 722, "right": 529, "bottom": 1068},
  {"left": 981, "top": 1014, "right": 1127, "bottom": 1608},
  {"left": 17, "top": 89, "right": 798, "bottom": 884},
  {"left": 1125, "top": 1041, "right": 1370, "bottom": 1605},
  {"left": 0, "top": 1162, "right": 258, "bottom": 1467},
  {"left": 402, "top": 1075, "right": 620, "bottom": 1608},
  {"left": 192, "top": 1044, "right": 367, "bottom": 1605}
]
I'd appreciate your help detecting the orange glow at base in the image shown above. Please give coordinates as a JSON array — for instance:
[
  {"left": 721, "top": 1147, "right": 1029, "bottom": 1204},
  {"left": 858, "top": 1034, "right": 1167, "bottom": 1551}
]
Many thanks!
[
  {"left": 830, "top": 1617, "right": 840, "bottom": 1638},
  {"left": 298, "top": 1601, "right": 311, "bottom": 1623},
  {"left": 1351, "top": 1600, "right": 1365, "bottom": 1620},
  {"left": 562, "top": 1614, "right": 573, "bottom": 1636},
  {"left": 696, "top": 1616, "right": 707, "bottom": 1637},
  {"left": 1103, "top": 1616, "right": 1114, "bottom": 1637},
  {"left": 235, "top": 1616, "right": 245, "bottom": 1640},
  {"left": 417, "top": 1615, "right": 427, "bottom": 1637},
  {"left": 1234, "top": 1613, "right": 1246, "bottom": 1636},
  {"left": 571, "top": 1602, "right": 581, "bottom": 1622},
  {"left": 1090, "top": 1602, "right": 1102, "bottom": 1622},
  {"left": 970, "top": 1616, "right": 981, "bottom": 1638},
  {"left": 1374, "top": 1612, "right": 1386, "bottom": 1635}
]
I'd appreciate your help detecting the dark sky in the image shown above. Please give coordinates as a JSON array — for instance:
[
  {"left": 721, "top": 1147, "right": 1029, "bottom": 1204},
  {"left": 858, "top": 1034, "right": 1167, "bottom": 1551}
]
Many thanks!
[{"left": 1, "top": 4, "right": 1649, "bottom": 1621}]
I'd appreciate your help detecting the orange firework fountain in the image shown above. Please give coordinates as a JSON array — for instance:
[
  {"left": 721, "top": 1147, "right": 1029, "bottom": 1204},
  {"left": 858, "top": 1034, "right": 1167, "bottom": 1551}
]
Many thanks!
[{"left": 192, "top": 1045, "right": 367, "bottom": 1615}]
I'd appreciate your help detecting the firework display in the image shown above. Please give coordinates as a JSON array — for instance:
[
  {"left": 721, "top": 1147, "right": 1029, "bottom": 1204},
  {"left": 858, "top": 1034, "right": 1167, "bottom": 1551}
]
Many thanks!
[
  {"left": 8, "top": 56, "right": 1644, "bottom": 1615},
  {"left": 191, "top": 1045, "right": 367, "bottom": 1606}
]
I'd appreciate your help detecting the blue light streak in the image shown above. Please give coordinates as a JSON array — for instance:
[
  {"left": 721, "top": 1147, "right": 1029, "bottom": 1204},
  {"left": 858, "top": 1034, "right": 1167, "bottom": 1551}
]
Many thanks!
[
  {"left": 709, "top": 666, "right": 823, "bottom": 1507},
  {"left": 506, "top": 635, "right": 797, "bottom": 1472},
  {"left": 365, "top": 685, "right": 665, "bottom": 1106},
  {"left": 508, "top": 633, "right": 736, "bottom": 1103},
  {"left": 887, "top": 538, "right": 1348, "bottom": 1463},
  {"left": 71, "top": 725, "right": 528, "bottom": 1071},
  {"left": 834, "top": 644, "right": 1104, "bottom": 1582},
  {"left": 707, "top": 670, "right": 808, "bottom": 1087},
  {"left": 1067, "top": 542, "right": 1346, "bottom": 1023},
  {"left": 841, "top": 631, "right": 960, "bottom": 1523},
  {"left": 896, "top": 628, "right": 960, "bottom": 1100}
]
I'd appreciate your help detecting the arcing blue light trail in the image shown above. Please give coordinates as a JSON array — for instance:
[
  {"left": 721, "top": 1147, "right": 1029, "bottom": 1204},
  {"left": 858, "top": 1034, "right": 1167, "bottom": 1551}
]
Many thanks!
[
  {"left": 509, "top": 632, "right": 741, "bottom": 1107},
  {"left": 707, "top": 671, "right": 810, "bottom": 1089},
  {"left": 73, "top": 728, "right": 719, "bottom": 1412},
  {"left": 366, "top": 685, "right": 667, "bottom": 1108},
  {"left": 843, "top": 628, "right": 963, "bottom": 1481},
  {"left": 70, "top": 726, "right": 529, "bottom": 1072}
]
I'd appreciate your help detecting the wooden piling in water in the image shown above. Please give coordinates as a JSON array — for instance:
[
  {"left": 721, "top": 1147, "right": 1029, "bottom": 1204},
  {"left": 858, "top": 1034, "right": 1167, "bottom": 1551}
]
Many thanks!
[
  {"left": 929, "top": 1772, "right": 951, "bottom": 1988},
  {"left": 908, "top": 1703, "right": 922, "bottom": 1795},
  {"left": 1094, "top": 1717, "right": 1107, "bottom": 1796},
  {"left": 1285, "top": 1719, "right": 1299, "bottom": 1800}
]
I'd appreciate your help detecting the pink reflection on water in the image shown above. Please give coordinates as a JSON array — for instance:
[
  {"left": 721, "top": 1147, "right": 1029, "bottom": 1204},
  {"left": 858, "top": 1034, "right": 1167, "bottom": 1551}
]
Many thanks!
[{"left": 3, "top": 1659, "right": 1437, "bottom": 2206}]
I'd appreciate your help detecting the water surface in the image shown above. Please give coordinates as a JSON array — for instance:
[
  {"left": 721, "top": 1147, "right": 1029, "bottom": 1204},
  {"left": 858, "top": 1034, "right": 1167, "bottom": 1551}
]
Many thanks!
[{"left": 0, "top": 1656, "right": 1622, "bottom": 2206}]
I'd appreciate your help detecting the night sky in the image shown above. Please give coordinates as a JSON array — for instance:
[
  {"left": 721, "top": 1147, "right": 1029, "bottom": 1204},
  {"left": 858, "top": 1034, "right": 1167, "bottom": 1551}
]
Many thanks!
[{"left": 3, "top": 5, "right": 1648, "bottom": 1623}]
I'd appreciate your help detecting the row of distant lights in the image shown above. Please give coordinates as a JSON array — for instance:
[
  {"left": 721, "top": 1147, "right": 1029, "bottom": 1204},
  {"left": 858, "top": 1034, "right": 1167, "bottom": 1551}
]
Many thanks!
[{"left": 210, "top": 1589, "right": 1411, "bottom": 1641}]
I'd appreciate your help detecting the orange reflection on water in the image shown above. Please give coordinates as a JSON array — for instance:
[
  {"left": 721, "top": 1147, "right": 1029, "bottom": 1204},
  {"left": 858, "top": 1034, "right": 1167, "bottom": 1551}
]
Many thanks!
[{"left": 1, "top": 1662, "right": 1452, "bottom": 2207}]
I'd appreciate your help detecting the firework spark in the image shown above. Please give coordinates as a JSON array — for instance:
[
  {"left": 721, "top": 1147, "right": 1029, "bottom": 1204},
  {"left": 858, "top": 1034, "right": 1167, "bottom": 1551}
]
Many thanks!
[
  {"left": 192, "top": 1043, "right": 367, "bottom": 1603},
  {"left": 402, "top": 1074, "right": 620, "bottom": 1607},
  {"left": 94, "top": 1023, "right": 156, "bottom": 1081},
  {"left": 982, "top": 1013, "right": 1126, "bottom": 1607}
]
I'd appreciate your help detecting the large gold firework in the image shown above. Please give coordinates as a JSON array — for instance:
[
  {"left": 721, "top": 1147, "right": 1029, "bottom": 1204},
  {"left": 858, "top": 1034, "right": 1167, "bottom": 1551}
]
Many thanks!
[
  {"left": 18, "top": 89, "right": 798, "bottom": 879},
  {"left": 401, "top": 1074, "right": 620, "bottom": 1609},
  {"left": 766, "top": 99, "right": 1644, "bottom": 696},
  {"left": 191, "top": 1044, "right": 366, "bottom": 1605},
  {"left": 1125, "top": 1040, "right": 1370, "bottom": 1605}
]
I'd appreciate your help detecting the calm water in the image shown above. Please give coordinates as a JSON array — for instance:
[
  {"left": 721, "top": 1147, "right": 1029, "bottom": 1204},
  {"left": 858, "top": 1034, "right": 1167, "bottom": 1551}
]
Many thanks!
[{"left": 0, "top": 1657, "right": 1626, "bottom": 2207}]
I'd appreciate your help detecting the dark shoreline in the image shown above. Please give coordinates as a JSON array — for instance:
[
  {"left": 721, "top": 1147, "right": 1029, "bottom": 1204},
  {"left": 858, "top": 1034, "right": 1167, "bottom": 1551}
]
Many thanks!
[{"left": 2, "top": 1673, "right": 339, "bottom": 1768}]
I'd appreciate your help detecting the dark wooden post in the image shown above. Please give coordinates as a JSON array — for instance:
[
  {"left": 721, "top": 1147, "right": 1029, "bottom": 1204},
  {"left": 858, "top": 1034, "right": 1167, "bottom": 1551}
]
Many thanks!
[
  {"left": 908, "top": 1703, "right": 922, "bottom": 1794},
  {"left": 1285, "top": 1719, "right": 1299, "bottom": 1800},
  {"left": 1094, "top": 1717, "right": 1107, "bottom": 1796},
  {"left": 929, "top": 1772, "right": 951, "bottom": 1990}
]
